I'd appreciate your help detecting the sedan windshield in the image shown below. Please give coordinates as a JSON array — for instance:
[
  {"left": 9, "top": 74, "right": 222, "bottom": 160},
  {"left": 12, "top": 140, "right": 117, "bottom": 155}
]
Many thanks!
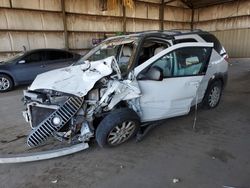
[
  {"left": 7, "top": 52, "right": 25, "bottom": 62},
  {"left": 76, "top": 37, "right": 139, "bottom": 73}
]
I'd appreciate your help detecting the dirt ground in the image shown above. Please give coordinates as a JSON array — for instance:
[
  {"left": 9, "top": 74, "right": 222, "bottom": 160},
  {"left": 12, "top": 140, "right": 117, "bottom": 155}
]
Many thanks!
[{"left": 0, "top": 58, "right": 249, "bottom": 188}]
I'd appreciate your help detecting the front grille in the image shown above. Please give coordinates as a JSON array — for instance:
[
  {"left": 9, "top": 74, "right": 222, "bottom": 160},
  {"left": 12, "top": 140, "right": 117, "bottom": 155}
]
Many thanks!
[{"left": 27, "top": 97, "right": 84, "bottom": 147}]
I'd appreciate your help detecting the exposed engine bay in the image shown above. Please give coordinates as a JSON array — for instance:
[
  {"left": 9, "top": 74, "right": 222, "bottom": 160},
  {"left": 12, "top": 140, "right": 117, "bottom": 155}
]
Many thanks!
[{"left": 22, "top": 56, "right": 141, "bottom": 148}]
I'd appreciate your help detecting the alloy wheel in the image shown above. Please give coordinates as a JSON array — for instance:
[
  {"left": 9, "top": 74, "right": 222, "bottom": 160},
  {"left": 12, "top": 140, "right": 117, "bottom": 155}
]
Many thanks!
[
  {"left": 208, "top": 86, "right": 221, "bottom": 107},
  {"left": 107, "top": 121, "right": 136, "bottom": 146},
  {"left": 0, "top": 77, "right": 10, "bottom": 91}
]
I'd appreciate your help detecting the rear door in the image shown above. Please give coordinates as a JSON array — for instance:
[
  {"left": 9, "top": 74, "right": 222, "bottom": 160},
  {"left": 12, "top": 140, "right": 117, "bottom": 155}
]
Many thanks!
[
  {"left": 134, "top": 42, "right": 213, "bottom": 122},
  {"left": 43, "top": 50, "right": 75, "bottom": 71}
]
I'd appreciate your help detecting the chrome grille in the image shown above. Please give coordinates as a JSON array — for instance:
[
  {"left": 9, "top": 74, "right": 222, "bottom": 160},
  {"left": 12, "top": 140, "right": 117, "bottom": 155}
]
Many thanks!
[{"left": 27, "top": 97, "right": 84, "bottom": 147}]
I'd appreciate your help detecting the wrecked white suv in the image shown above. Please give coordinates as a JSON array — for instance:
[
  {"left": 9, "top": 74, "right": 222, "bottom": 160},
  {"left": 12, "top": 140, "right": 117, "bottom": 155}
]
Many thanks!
[{"left": 23, "top": 30, "right": 228, "bottom": 148}]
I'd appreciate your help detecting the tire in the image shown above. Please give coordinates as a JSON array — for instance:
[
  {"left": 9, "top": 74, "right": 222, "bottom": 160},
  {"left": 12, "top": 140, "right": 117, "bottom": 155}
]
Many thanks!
[
  {"left": 96, "top": 108, "right": 140, "bottom": 148},
  {"left": 0, "top": 74, "right": 13, "bottom": 92},
  {"left": 203, "top": 80, "right": 222, "bottom": 109}
]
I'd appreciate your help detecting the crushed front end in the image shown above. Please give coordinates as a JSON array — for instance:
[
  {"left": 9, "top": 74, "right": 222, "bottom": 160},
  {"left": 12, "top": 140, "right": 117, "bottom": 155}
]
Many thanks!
[
  {"left": 23, "top": 90, "right": 94, "bottom": 147},
  {"left": 22, "top": 56, "right": 141, "bottom": 148}
]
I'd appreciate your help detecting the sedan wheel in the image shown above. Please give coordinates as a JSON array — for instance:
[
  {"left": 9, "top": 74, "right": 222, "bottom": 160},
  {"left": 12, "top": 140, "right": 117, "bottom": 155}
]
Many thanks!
[{"left": 0, "top": 75, "right": 13, "bottom": 92}]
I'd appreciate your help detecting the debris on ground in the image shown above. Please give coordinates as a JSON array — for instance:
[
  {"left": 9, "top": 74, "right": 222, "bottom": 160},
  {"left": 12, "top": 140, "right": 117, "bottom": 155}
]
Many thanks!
[
  {"left": 172, "top": 178, "right": 180, "bottom": 183},
  {"left": 51, "top": 179, "right": 58, "bottom": 184}
]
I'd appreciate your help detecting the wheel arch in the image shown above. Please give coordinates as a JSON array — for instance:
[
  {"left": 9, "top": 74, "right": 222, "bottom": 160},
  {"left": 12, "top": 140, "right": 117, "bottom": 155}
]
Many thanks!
[
  {"left": 95, "top": 107, "right": 141, "bottom": 148},
  {"left": 207, "top": 72, "right": 227, "bottom": 90},
  {"left": 0, "top": 71, "right": 16, "bottom": 86}
]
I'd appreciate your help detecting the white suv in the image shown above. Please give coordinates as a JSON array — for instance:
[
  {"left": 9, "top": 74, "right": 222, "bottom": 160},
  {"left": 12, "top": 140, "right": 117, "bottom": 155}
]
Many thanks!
[{"left": 23, "top": 30, "right": 228, "bottom": 148}]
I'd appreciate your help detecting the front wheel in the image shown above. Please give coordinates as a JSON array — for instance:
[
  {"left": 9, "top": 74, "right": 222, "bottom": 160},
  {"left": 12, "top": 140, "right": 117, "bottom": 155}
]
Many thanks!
[
  {"left": 96, "top": 108, "right": 140, "bottom": 148},
  {"left": 203, "top": 81, "right": 222, "bottom": 109},
  {"left": 0, "top": 74, "right": 13, "bottom": 92}
]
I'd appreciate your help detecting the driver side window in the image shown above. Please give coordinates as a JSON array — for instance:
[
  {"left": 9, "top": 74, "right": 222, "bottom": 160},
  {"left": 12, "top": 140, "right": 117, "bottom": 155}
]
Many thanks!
[
  {"left": 173, "top": 47, "right": 211, "bottom": 76},
  {"left": 140, "top": 46, "right": 212, "bottom": 80},
  {"left": 24, "top": 52, "right": 43, "bottom": 63},
  {"left": 150, "top": 54, "right": 174, "bottom": 78}
]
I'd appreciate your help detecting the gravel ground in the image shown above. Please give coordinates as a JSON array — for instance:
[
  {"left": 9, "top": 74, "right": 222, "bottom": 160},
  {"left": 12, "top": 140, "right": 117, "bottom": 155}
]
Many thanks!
[{"left": 0, "top": 58, "right": 249, "bottom": 188}]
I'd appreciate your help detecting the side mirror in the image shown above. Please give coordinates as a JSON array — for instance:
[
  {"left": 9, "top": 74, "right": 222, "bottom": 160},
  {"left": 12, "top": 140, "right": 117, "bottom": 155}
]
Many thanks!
[
  {"left": 139, "top": 66, "right": 163, "bottom": 81},
  {"left": 18, "top": 60, "right": 26, "bottom": 64},
  {"left": 80, "top": 61, "right": 90, "bottom": 71}
]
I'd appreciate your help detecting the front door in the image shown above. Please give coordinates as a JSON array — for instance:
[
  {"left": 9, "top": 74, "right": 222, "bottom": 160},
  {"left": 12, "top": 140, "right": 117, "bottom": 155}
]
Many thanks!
[
  {"left": 13, "top": 51, "right": 46, "bottom": 84},
  {"left": 134, "top": 42, "right": 213, "bottom": 122}
]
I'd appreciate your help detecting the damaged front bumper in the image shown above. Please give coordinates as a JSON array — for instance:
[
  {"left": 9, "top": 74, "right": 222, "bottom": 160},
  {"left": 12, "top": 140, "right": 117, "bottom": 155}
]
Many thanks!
[
  {"left": 23, "top": 93, "right": 84, "bottom": 147},
  {"left": 0, "top": 143, "right": 89, "bottom": 164}
]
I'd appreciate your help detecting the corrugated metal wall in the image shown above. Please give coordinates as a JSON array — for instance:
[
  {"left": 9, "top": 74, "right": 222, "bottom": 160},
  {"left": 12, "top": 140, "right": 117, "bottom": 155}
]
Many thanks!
[
  {"left": 193, "top": 0, "right": 250, "bottom": 57},
  {"left": 0, "top": 0, "right": 191, "bottom": 60}
]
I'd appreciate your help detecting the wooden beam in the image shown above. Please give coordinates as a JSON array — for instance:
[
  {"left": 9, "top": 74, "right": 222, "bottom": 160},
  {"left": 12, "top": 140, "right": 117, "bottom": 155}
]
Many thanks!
[
  {"left": 61, "top": 0, "right": 68, "bottom": 49},
  {"left": 164, "top": 0, "right": 177, "bottom": 4},
  {"left": 0, "top": 7, "right": 62, "bottom": 13},
  {"left": 180, "top": 0, "right": 193, "bottom": 8}
]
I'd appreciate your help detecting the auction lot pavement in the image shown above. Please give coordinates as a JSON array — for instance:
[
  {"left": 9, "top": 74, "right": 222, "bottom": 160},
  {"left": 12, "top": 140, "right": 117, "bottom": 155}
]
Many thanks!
[{"left": 0, "top": 59, "right": 249, "bottom": 188}]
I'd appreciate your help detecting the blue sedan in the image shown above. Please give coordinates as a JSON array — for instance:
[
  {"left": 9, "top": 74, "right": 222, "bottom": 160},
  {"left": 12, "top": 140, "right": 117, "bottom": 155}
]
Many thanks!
[{"left": 0, "top": 49, "right": 81, "bottom": 92}]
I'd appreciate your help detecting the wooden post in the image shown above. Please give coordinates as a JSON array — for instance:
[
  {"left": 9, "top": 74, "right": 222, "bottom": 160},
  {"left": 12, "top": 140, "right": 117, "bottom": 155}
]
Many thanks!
[
  {"left": 160, "top": 0, "right": 164, "bottom": 31},
  {"left": 122, "top": 5, "right": 126, "bottom": 34},
  {"left": 61, "top": 0, "right": 69, "bottom": 49},
  {"left": 191, "top": 8, "right": 194, "bottom": 31},
  {"left": 9, "top": 0, "right": 12, "bottom": 8}
]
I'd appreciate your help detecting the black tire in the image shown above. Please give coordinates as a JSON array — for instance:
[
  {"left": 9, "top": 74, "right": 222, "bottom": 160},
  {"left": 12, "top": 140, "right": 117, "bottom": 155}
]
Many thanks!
[
  {"left": 0, "top": 74, "right": 14, "bottom": 92},
  {"left": 96, "top": 108, "right": 140, "bottom": 148},
  {"left": 203, "top": 80, "right": 222, "bottom": 109}
]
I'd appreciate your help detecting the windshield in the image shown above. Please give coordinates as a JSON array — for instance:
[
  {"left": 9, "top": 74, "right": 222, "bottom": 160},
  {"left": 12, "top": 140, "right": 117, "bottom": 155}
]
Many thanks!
[
  {"left": 76, "top": 37, "right": 139, "bottom": 73},
  {"left": 7, "top": 52, "right": 25, "bottom": 62}
]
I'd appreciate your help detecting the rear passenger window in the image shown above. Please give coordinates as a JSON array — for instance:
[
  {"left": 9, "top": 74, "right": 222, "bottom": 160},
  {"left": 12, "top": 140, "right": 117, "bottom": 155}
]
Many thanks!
[
  {"left": 199, "top": 34, "right": 225, "bottom": 55},
  {"left": 173, "top": 47, "right": 211, "bottom": 76},
  {"left": 147, "top": 47, "right": 211, "bottom": 78},
  {"left": 46, "top": 51, "right": 73, "bottom": 61}
]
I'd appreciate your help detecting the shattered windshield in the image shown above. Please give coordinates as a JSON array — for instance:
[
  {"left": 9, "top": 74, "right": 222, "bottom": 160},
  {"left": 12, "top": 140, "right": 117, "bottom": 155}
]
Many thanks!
[{"left": 76, "top": 37, "right": 139, "bottom": 73}]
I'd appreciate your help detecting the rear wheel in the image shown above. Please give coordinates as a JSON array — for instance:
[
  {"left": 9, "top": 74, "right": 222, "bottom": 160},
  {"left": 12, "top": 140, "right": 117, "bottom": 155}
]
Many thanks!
[
  {"left": 0, "top": 74, "right": 13, "bottom": 92},
  {"left": 96, "top": 108, "right": 140, "bottom": 148},
  {"left": 203, "top": 81, "right": 222, "bottom": 109}
]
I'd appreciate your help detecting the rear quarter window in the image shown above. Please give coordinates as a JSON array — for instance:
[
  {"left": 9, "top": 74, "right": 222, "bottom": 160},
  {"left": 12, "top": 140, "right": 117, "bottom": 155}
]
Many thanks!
[
  {"left": 199, "top": 33, "right": 225, "bottom": 56},
  {"left": 174, "top": 38, "right": 197, "bottom": 44}
]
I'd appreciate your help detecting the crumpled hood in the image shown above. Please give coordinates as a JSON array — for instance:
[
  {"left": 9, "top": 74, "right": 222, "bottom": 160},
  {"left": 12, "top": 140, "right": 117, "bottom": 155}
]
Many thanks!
[{"left": 29, "top": 56, "right": 116, "bottom": 97}]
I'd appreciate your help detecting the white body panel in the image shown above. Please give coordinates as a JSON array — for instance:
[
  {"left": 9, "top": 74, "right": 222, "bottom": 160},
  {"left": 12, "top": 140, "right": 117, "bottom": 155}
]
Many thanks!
[
  {"left": 29, "top": 57, "right": 115, "bottom": 97},
  {"left": 192, "top": 49, "right": 228, "bottom": 105},
  {"left": 138, "top": 76, "right": 203, "bottom": 122}
]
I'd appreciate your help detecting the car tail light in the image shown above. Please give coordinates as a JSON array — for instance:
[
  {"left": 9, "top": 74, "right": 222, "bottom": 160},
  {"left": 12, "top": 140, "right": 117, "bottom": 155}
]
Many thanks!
[
  {"left": 224, "top": 54, "right": 229, "bottom": 62},
  {"left": 222, "top": 53, "right": 229, "bottom": 62}
]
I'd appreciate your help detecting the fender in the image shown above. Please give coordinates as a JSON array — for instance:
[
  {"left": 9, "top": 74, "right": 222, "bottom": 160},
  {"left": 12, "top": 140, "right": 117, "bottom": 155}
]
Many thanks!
[
  {"left": 0, "top": 70, "right": 17, "bottom": 86},
  {"left": 207, "top": 72, "right": 228, "bottom": 90}
]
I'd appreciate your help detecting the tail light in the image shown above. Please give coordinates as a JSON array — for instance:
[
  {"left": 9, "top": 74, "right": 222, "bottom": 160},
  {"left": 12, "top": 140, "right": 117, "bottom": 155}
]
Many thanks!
[{"left": 222, "top": 53, "right": 229, "bottom": 62}]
